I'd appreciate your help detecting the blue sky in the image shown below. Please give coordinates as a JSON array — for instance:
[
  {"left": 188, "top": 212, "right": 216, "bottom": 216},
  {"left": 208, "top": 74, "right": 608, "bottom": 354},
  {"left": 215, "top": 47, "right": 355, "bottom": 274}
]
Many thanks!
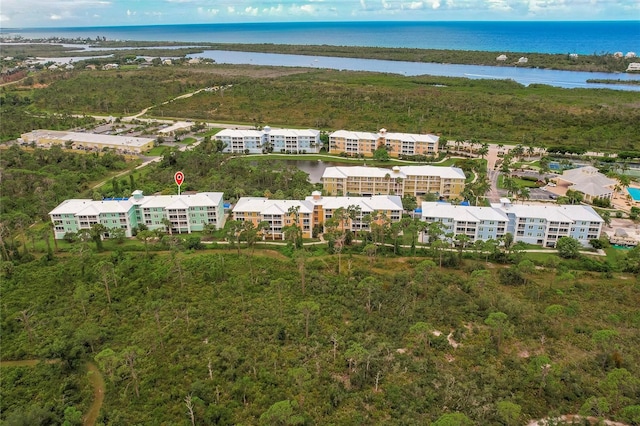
[{"left": 1, "top": 0, "right": 638, "bottom": 28}]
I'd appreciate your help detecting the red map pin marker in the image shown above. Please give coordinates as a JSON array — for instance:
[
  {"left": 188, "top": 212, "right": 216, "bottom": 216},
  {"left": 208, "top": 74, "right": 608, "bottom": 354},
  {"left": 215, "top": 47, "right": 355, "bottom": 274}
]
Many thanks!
[{"left": 174, "top": 171, "right": 184, "bottom": 186}]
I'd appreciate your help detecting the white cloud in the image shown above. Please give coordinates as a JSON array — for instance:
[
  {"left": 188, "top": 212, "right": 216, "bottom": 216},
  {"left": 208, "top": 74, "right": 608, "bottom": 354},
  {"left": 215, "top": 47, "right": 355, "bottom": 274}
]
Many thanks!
[
  {"left": 0, "top": 0, "right": 636, "bottom": 27},
  {"left": 487, "top": 0, "right": 512, "bottom": 11},
  {"left": 197, "top": 7, "right": 219, "bottom": 15},
  {"left": 263, "top": 4, "right": 284, "bottom": 14}
]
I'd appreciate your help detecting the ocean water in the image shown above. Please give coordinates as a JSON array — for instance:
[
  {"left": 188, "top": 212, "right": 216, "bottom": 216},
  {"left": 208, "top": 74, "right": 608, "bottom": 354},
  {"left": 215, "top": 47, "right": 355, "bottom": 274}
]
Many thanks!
[{"left": 4, "top": 21, "right": 639, "bottom": 55}]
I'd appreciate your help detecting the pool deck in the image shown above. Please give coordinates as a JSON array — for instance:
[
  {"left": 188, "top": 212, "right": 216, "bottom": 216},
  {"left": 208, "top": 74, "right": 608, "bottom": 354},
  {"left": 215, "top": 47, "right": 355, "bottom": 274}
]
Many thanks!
[{"left": 611, "top": 184, "right": 640, "bottom": 213}]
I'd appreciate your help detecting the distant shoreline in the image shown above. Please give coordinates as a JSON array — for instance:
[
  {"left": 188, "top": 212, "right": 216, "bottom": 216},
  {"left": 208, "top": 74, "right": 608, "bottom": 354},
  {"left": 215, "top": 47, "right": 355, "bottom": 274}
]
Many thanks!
[
  {"left": 2, "top": 20, "right": 638, "bottom": 55},
  {"left": 2, "top": 38, "right": 638, "bottom": 75}
]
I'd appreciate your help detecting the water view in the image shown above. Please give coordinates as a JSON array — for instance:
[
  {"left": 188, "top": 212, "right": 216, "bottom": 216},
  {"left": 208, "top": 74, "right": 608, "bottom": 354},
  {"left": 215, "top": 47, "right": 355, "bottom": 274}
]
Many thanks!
[{"left": 189, "top": 50, "right": 640, "bottom": 91}]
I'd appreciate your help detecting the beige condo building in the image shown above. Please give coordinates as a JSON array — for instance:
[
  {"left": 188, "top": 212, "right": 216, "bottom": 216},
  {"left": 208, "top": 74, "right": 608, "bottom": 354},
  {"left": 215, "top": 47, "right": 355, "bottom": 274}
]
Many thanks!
[
  {"left": 322, "top": 165, "right": 466, "bottom": 199},
  {"left": 329, "top": 128, "right": 439, "bottom": 158},
  {"left": 232, "top": 192, "right": 404, "bottom": 240}
]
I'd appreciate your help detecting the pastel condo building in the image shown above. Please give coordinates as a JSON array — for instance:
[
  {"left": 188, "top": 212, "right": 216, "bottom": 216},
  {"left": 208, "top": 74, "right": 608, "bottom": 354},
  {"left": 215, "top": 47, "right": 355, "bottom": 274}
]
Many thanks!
[
  {"left": 215, "top": 126, "right": 321, "bottom": 154},
  {"left": 232, "top": 191, "right": 404, "bottom": 240},
  {"left": 322, "top": 165, "right": 466, "bottom": 199},
  {"left": 420, "top": 199, "right": 603, "bottom": 247},
  {"left": 49, "top": 190, "right": 226, "bottom": 239},
  {"left": 329, "top": 128, "right": 439, "bottom": 158}
]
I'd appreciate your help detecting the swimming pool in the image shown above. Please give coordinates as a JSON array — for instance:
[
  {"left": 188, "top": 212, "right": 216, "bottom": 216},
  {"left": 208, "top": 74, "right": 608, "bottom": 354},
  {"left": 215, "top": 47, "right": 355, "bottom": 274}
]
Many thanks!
[{"left": 627, "top": 187, "right": 640, "bottom": 202}]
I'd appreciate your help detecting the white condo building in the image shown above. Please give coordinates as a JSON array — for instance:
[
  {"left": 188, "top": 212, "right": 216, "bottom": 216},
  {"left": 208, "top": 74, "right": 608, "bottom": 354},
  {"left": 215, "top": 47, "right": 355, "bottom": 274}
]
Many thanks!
[
  {"left": 215, "top": 126, "right": 321, "bottom": 154},
  {"left": 421, "top": 199, "right": 603, "bottom": 247}
]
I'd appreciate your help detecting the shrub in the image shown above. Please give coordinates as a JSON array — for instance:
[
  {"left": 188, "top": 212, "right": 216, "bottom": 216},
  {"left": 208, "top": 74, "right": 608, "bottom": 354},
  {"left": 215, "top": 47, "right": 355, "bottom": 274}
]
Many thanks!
[{"left": 499, "top": 267, "right": 525, "bottom": 285}]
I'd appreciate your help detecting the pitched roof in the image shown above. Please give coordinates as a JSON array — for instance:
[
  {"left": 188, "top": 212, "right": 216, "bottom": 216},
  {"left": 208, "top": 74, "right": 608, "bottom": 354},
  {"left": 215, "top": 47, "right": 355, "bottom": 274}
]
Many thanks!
[
  {"left": 137, "top": 193, "right": 224, "bottom": 209},
  {"left": 421, "top": 202, "right": 508, "bottom": 223},
  {"left": 49, "top": 199, "right": 94, "bottom": 215},
  {"left": 421, "top": 202, "right": 602, "bottom": 224},
  {"left": 559, "top": 166, "right": 616, "bottom": 196},
  {"left": 322, "top": 165, "right": 465, "bottom": 180},
  {"left": 329, "top": 129, "right": 439, "bottom": 144},
  {"left": 233, "top": 198, "right": 314, "bottom": 215}
]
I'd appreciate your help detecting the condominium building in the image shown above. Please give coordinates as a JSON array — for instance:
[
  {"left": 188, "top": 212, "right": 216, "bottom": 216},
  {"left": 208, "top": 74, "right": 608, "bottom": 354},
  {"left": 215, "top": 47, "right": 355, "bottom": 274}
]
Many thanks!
[
  {"left": 420, "top": 199, "right": 603, "bottom": 247},
  {"left": 130, "top": 190, "right": 226, "bottom": 234},
  {"left": 232, "top": 192, "right": 403, "bottom": 240},
  {"left": 50, "top": 198, "right": 138, "bottom": 239},
  {"left": 305, "top": 192, "right": 404, "bottom": 233},
  {"left": 322, "top": 165, "right": 466, "bottom": 199},
  {"left": 500, "top": 202, "right": 603, "bottom": 247},
  {"left": 421, "top": 202, "right": 509, "bottom": 242},
  {"left": 215, "top": 126, "right": 321, "bottom": 154},
  {"left": 329, "top": 128, "right": 439, "bottom": 158},
  {"left": 49, "top": 190, "right": 226, "bottom": 239}
]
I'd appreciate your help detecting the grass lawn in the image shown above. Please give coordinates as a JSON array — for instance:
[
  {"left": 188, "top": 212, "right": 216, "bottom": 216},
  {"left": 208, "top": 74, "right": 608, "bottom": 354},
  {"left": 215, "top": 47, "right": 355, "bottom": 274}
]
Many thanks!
[
  {"left": 147, "top": 146, "right": 170, "bottom": 156},
  {"left": 195, "top": 128, "right": 224, "bottom": 137},
  {"left": 498, "top": 175, "right": 542, "bottom": 189},
  {"left": 181, "top": 137, "right": 197, "bottom": 145},
  {"left": 513, "top": 177, "right": 542, "bottom": 188}
]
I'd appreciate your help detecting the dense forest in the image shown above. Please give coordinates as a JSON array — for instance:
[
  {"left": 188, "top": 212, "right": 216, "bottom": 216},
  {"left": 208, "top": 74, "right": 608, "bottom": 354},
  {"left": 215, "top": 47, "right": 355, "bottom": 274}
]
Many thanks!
[
  {"left": 0, "top": 145, "right": 130, "bottom": 223},
  {"left": 0, "top": 92, "right": 95, "bottom": 142},
  {"left": 2, "top": 63, "right": 639, "bottom": 151},
  {"left": 2, "top": 239, "right": 640, "bottom": 425}
]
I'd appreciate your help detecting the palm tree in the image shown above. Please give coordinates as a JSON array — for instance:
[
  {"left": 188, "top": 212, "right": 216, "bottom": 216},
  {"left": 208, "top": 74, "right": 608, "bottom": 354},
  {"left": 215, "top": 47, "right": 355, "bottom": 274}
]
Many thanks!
[
  {"left": 517, "top": 187, "right": 530, "bottom": 204},
  {"left": 346, "top": 204, "right": 362, "bottom": 232},
  {"left": 478, "top": 143, "right": 489, "bottom": 160},
  {"left": 161, "top": 217, "right": 173, "bottom": 235}
]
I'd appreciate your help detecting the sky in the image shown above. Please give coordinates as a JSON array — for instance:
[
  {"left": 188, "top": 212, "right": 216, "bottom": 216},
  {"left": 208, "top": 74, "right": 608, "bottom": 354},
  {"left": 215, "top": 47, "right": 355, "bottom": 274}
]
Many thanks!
[{"left": 0, "top": 0, "right": 638, "bottom": 28}]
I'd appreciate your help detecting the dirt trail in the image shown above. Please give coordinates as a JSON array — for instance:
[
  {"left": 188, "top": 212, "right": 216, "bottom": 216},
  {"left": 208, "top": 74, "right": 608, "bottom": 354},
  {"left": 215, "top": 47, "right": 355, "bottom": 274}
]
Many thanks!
[
  {"left": 84, "top": 362, "right": 105, "bottom": 426},
  {"left": 0, "top": 359, "right": 105, "bottom": 426}
]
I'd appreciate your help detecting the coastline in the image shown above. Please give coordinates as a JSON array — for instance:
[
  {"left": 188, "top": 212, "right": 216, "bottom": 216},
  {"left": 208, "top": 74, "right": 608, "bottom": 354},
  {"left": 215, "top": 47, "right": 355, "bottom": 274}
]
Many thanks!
[
  {"left": 2, "top": 39, "right": 639, "bottom": 75},
  {"left": 2, "top": 20, "right": 639, "bottom": 54}
]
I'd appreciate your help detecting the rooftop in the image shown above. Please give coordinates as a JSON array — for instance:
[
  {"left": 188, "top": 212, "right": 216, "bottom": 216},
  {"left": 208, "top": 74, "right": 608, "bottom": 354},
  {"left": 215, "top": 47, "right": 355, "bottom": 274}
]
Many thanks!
[
  {"left": 23, "top": 130, "right": 155, "bottom": 148},
  {"left": 322, "top": 165, "right": 465, "bottom": 180}
]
